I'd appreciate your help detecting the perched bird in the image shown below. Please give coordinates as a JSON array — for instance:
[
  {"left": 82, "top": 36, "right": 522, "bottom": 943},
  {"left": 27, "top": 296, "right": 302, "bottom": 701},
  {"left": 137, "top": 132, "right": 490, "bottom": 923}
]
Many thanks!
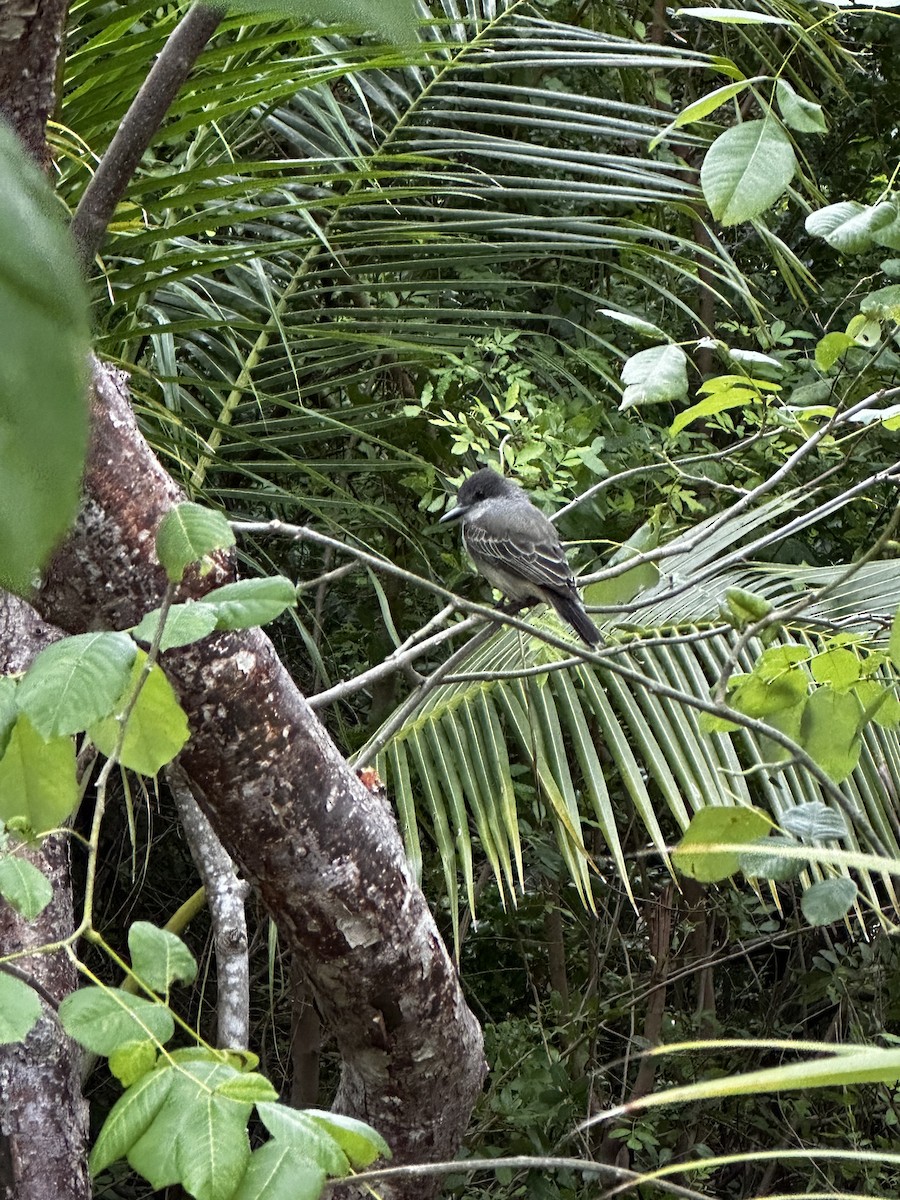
[{"left": 440, "top": 467, "right": 601, "bottom": 646}]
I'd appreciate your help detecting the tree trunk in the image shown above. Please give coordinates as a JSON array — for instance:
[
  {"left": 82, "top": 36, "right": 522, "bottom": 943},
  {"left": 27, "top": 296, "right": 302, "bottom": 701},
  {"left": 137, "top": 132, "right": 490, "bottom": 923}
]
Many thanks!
[
  {"left": 0, "top": 597, "right": 90, "bottom": 1200},
  {"left": 34, "top": 360, "right": 486, "bottom": 1195}
]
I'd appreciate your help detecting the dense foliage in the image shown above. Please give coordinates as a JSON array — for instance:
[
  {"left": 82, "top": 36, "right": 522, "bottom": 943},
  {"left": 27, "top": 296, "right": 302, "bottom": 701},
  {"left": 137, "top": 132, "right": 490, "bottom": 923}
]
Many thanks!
[{"left": 3, "top": 0, "right": 900, "bottom": 1195}]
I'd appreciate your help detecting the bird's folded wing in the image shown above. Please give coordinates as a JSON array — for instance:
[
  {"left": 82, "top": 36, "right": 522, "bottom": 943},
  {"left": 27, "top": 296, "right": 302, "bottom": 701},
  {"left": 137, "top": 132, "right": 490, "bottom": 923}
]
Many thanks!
[{"left": 465, "top": 523, "right": 574, "bottom": 592}]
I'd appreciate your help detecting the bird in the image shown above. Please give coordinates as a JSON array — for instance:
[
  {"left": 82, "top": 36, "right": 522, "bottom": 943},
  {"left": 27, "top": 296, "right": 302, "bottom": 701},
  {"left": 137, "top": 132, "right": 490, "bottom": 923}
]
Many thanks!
[{"left": 439, "top": 467, "right": 601, "bottom": 646}]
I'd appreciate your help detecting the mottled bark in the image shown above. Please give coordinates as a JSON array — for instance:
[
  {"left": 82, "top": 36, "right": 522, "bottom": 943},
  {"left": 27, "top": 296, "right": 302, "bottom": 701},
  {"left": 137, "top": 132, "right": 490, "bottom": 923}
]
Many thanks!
[
  {"left": 167, "top": 762, "right": 251, "bottom": 1051},
  {"left": 35, "top": 360, "right": 486, "bottom": 1196},
  {"left": 0, "top": 597, "right": 89, "bottom": 1200},
  {"left": 0, "top": 0, "right": 68, "bottom": 166}
]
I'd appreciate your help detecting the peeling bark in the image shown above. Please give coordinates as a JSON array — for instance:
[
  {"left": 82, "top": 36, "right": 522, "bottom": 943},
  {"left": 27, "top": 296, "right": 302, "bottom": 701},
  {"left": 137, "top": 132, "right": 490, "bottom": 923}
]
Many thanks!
[{"left": 35, "top": 360, "right": 486, "bottom": 1196}]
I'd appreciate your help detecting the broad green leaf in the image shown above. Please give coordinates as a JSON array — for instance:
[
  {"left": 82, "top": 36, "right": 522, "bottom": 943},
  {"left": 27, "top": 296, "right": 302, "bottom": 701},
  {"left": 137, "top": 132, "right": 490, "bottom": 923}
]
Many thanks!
[
  {"left": 800, "top": 876, "right": 858, "bottom": 925},
  {"left": 0, "top": 122, "right": 90, "bottom": 596},
  {"left": 853, "top": 678, "right": 900, "bottom": 728},
  {"left": 780, "top": 801, "right": 847, "bottom": 842},
  {"left": 809, "top": 647, "right": 860, "bottom": 690},
  {"left": 0, "top": 972, "right": 42, "bottom": 1043},
  {"left": 677, "top": 7, "right": 793, "bottom": 22},
  {"left": 798, "top": 687, "right": 862, "bottom": 782},
  {"left": 0, "top": 854, "right": 53, "bottom": 918},
  {"left": 775, "top": 79, "right": 827, "bottom": 133},
  {"left": 701, "top": 120, "right": 796, "bottom": 226},
  {"left": 88, "top": 655, "right": 190, "bottom": 776},
  {"left": 805, "top": 202, "right": 878, "bottom": 252},
  {"left": 109, "top": 1040, "right": 159, "bottom": 1088},
  {"left": 814, "top": 331, "right": 855, "bottom": 371},
  {"left": 17, "top": 632, "right": 137, "bottom": 737},
  {"left": 0, "top": 675, "right": 17, "bottom": 758},
  {"left": 59, "top": 986, "right": 174, "bottom": 1055},
  {"left": 672, "top": 806, "right": 773, "bottom": 882},
  {"left": 128, "top": 922, "right": 198, "bottom": 992},
  {"left": 232, "top": 1141, "right": 326, "bottom": 1200},
  {"left": 669, "top": 386, "right": 761, "bottom": 436},
  {"left": 221, "top": 0, "right": 417, "bottom": 42},
  {"left": 90, "top": 1065, "right": 174, "bottom": 1175},
  {"left": 202, "top": 576, "right": 298, "bottom": 630},
  {"left": 132, "top": 602, "right": 218, "bottom": 651},
  {"left": 619, "top": 344, "right": 688, "bottom": 410},
  {"left": 674, "top": 79, "right": 759, "bottom": 127},
  {"left": 729, "top": 668, "right": 807, "bottom": 717},
  {"left": 0, "top": 716, "right": 78, "bottom": 831},
  {"left": 860, "top": 284, "right": 900, "bottom": 320},
  {"left": 155, "top": 503, "right": 235, "bottom": 583},
  {"left": 257, "top": 1102, "right": 351, "bottom": 1175},
  {"left": 305, "top": 1110, "right": 391, "bottom": 1168},
  {"left": 739, "top": 836, "right": 804, "bottom": 882},
  {"left": 127, "top": 1062, "right": 252, "bottom": 1200}
]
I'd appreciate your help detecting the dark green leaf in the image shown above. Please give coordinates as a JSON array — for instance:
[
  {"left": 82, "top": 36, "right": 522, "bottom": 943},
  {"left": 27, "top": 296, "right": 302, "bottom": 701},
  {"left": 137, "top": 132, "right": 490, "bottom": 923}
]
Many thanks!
[
  {"left": 739, "top": 836, "right": 804, "bottom": 882},
  {"left": 0, "top": 122, "right": 90, "bottom": 595}
]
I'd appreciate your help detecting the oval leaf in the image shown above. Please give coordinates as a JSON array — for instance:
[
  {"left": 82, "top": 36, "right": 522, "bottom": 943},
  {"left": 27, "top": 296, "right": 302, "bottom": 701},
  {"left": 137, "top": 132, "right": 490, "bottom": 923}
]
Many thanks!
[
  {"left": 701, "top": 120, "right": 796, "bottom": 226},
  {"left": 619, "top": 344, "right": 688, "bottom": 410},
  {"left": 0, "top": 123, "right": 90, "bottom": 595},
  {"left": 132, "top": 602, "right": 218, "bottom": 652},
  {"left": 156, "top": 503, "right": 235, "bottom": 583},
  {"left": 673, "top": 806, "right": 773, "bottom": 882},
  {"left": 0, "top": 972, "right": 43, "bottom": 1044},
  {"left": 17, "top": 632, "right": 137, "bottom": 738},
  {"left": 800, "top": 876, "right": 858, "bottom": 926},
  {"left": 0, "top": 854, "right": 53, "bottom": 919},
  {"left": 128, "top": 922, "right": 198, "bottom": 992},
  {"left": 203, "top": 577, "right": 298, "bottom": 630},
  {"left": 59, "top": 986, "right": 175, "bottom": 1056},
  {"left": 775, "top": 79, "right": 827, "bottom": 133},
  {"left": 781, "top": 801, "right": 847, "bottom": 842}
]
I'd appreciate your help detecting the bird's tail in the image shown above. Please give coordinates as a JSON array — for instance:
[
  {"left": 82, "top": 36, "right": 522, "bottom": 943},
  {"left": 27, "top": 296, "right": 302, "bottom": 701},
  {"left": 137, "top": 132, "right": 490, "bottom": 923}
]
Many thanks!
[{"left": 549, "top": 591, "right": 602, "bottom": 646}]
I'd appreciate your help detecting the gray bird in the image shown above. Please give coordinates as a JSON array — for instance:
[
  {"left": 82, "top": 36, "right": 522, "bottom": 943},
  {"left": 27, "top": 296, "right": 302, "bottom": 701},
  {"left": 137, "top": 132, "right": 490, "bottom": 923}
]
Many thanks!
[{"left": 440, "top": 467, "right": 601, "bottom": 646}]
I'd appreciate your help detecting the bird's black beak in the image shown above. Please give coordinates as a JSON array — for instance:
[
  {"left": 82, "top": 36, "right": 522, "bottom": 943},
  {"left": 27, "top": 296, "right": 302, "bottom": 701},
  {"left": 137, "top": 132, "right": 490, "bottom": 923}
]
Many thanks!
[{"left": 439, "top": 502, "right": 467, "bottom": 524}]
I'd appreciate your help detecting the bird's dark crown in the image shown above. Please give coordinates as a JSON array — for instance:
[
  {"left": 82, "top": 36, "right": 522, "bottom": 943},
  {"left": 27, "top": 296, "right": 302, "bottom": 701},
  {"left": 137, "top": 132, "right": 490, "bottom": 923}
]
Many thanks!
[{"left": 456, "top": 467, "right": 524, "bottom": 506}]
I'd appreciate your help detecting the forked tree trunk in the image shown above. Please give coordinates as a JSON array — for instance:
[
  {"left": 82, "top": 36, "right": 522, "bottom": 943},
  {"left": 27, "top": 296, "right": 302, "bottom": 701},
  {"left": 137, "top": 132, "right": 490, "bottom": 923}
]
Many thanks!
[{"left": 0, "top": 6, "right": 485, "bottom": 1195}]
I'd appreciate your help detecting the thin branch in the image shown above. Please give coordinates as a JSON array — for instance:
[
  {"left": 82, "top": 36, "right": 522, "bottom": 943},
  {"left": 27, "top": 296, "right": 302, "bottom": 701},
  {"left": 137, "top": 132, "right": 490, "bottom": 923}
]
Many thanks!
[
  {"left": 330, "top": 1154, "right": 711, "bottom": 1200},
  {"left": 70, "top": 3, "right": 225, "bottom": 267}
]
